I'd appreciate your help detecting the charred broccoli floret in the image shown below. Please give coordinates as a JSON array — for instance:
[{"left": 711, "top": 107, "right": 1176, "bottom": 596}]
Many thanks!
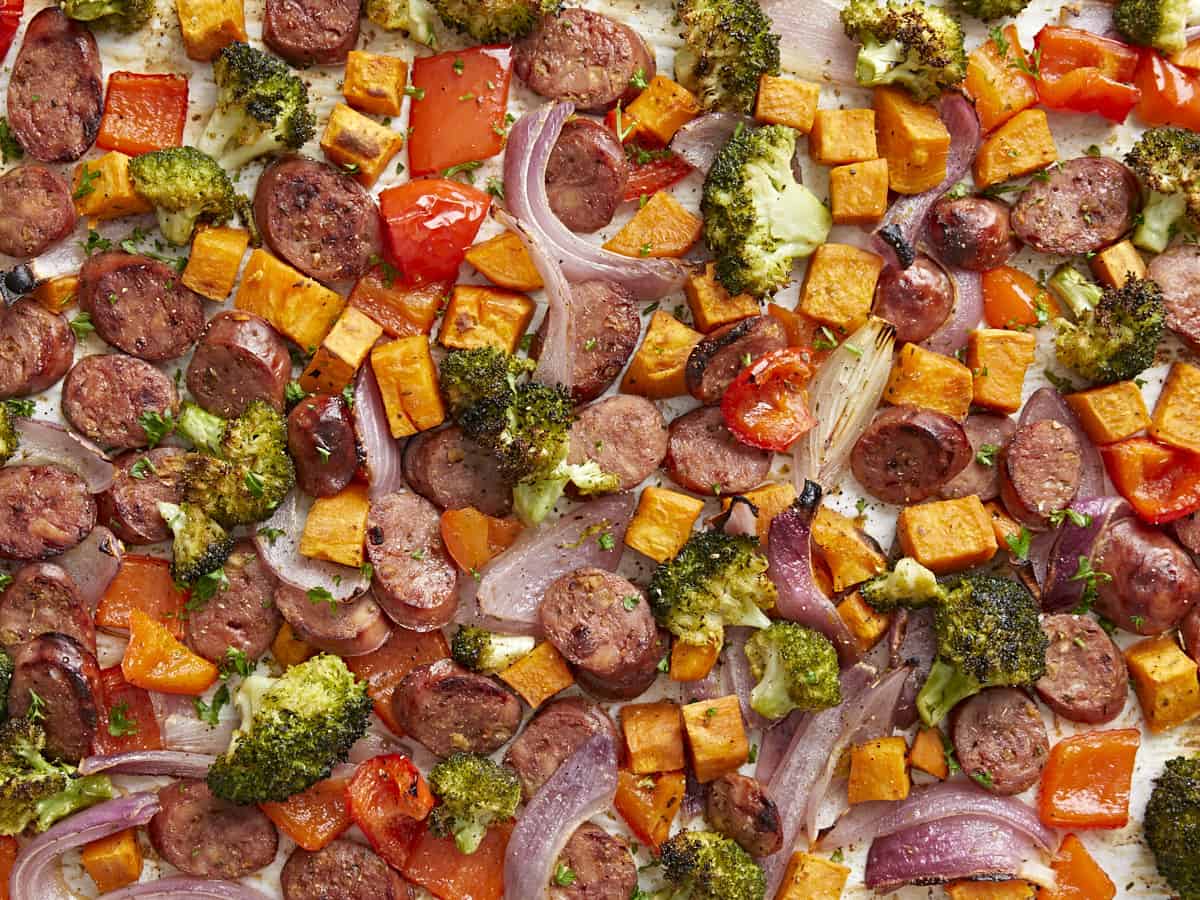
[
  {"left": 917, "top": 574, "right": 1047, "bottom": 726},
  {"left": 660, "top": 830, "right": 766, "bottom": 900},
  {"left": 158, "top": 501, "right": 236, "bottom": 584},
  {"left": 861, "top": 557, "right": 945, "bottom": 612},
  {"left": 1052, "top": 271, "right": 1165, "bottom": 385},
  {"left": 702, "top": 124, "right": 831, "bottom": 297},
  {"left": 674, "top": 0, "right": 781, "bottom": 113},
  {"left": 451, "top": 626, "right": 536, "bottom": 674},
  {"left": 841, "top": 0, "right": 967, "bottom": 101},
  {"left": 207, "top": 654, "right": 371, "bottom": 805},
  {"left": 0, "top": 403, "right": 17, "bottom": 466},
  {"left": 175, "top": 402, "right": 227, "bottom": 455},
  {"left": 952, "top": 0, "right": 1030, "bottom": 18},
  {"left": 128, "top": 147, "right": 238, "bottom": 246},
  {"left": 427, "top": 753, "right": 521, "bottom": 854},
  {"left": 1126, "top": 126, "right": 1200, "bottom": 253},
  {"left": 743, "top": 622, "right": 840, "bottom": 720},
  {"left": 60, "top": 0, "right": 153, "bottom": 31},
  {"left": 431, "top": 0, "right": 559, "bottom": 42},
  {"left": 197, "top": 42, "right": 316, "bottom": 171},
  {"left": 438, "top": 347, "right": 536, "bottom": 421},
  {"left": 366, "top": 0, "right": 439, "bottom": 43},
  {"left": 1115, "top": 0, "right": 1200, "bottom": 53},
  {"left": 1146, "top": 755, "right": 1200, "bottom": 900},
  {"left": 648, "top": 531, "right": 776, "bottom": 648}
]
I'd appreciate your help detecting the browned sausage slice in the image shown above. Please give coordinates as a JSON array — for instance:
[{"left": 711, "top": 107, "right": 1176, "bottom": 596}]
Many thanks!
[
  {"left": 550, "top": 823, "right": 637, "bottom": 900},
  {"left": 184, "top": 541, "right": 281, "bottom": 663},
  {"left": 938, "top": 413, "right": 1016, "bottom": 502},
  {"left": 706, "top": 772, "right": 783, "bottom": 858},
  {"left": 927, "top": 195, "right": 1019, "bottom": 272},
  {"left": 872, "top": 256, "right": 954, "bottom": 345},
  {"left": 546, "top": 117, "right": 629, "bottom": 233},
  {"left": 254, "top": 156, "right": 382, "bottom": 285},
  {"left": 0, "top": 165, "right": 77, "bottom": 258},
  {"left": 61, "top": 354, "right": 180, "bottom": 451},
  {"left": 288, "top": 393, "right": 359, "bottom": 498},
  {"left": 366, "top": 492, "right": 459, "bottom": 631},
  {"left": 1000, "top": 419, "right": 1082, "bottom": 528},
  {"left": 665, "top": 405, "right": 771, "bottom": 496},
  {"left": 78, "top": 251, "right": 206, "bottom": 362},
  {"left": 514, "top": 9, "right": 656, "bottom": 111},
  {"left": 0, "top": 563, "right": 94, "bottom": 653},
  {"left": 148, "top": 779, "right": 279, "bottom": 879},
  {"left": 851, "top": 406, "right": 972, "bottom": 505},
  {"left": 567, "top": 395, "right": 668, "bottom": 492},
  {"left": 1035, "top": 614, "right": 1126, "bottom": 724},
  {"left": 0, "top": 464, "right": 96, "bottom": 560},
  {"left": 951, "top": 687, "right": 1048, "bottom": 796},
  {"left": 686, "top": 315, "right": 786, "bottom": 406},
  {"left": 1176, "top": 511, "right": 1200, "bottom": 557},
  {"left": 1011, "top": 157, "right": 1140, "bottom": 255},
  {"left": 97, "top": 448, "right": 188, "bottom": 546},
  {"left": 402, "top": 425, "right": 513, "bottom": 517},
  {"left": 6, "top": 8, "right": 102, "bottom": 162},
  {"left": 263, "top": 0, "right": 360, "bottom": 66},
  {"left": 7, "top": 633, "right": 101, "bottom": 762},
  {"left": 1148, "top": 243, "right": 1200, "bottom": 352},
  {"left": 391, "top": 658, "right": 522, "bottom": 757},
  {"left": 274, "top": 583, "right": 390, "bottom": 657},
  {"left": 186, "top": 310, "right": 291, "bottom": 417},
  {"left": 503, "top": 697, "right": 620, "bottom": 801},
  {"left": 1094, "top": 517, "right": 1200, "bottom": 634},
  {"left": 0, "top": 299, "right": 75, "bottom": 399},
  {"left": 281, "top": 840, "right": 413, "bottom": 900}
]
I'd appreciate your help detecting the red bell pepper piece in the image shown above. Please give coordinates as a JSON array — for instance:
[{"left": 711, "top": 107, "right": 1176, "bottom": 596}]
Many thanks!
[
  {"left": 346, "top": 754, "right": 434, "bottom": 871},
  {"left": 1134, "top": 49, "right": 1200, "bottom": 132},
  {"left": 721, "top": 348, "right": 817, "bottom": 452},
  {"left": 1038, "top": 729, "right": 1140, "bottom": 829},
  {"left": 96, "top": 72, "right": 189, "bottom": 156},
  {"left": 378, "top": 178, "right": 491, "bottom": 285},
  {"left": 0, "top": 0, "right": 21, "bottom": 64},
  {"left": 1035, "top": 26, "right": 1141, "bottom": 122},
  {"left": 92, "top": 665, "right": 163, "bottom": 755},
  {"left": 1100, "top": 436, "right": 1200, "bottom": 523},
  {"left": 603, "top": 107, "right": 693, "bottom": 201}
]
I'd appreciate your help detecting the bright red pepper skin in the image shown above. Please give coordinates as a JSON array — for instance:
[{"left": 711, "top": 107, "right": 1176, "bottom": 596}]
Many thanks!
[
  {"left": 1101, "top": 436, "right": 1200, "bottom": 524},
  {"left": 0, "top": 0, "right": 21, "bottom": 64},
  {"left": 1134, "top": 50, "right": 1200, "bottom": 131},
  {"left": 378, "top": 179, "right": 491, "bottom": 286},
  {"left": 1035, "top": 26, "right": 1141, "bottom": 122}
]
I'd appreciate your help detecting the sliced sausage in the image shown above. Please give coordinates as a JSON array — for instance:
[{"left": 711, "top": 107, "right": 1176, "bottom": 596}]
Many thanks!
[
  {"left": 851, "top": 406, "right": 972, "bottom": 505},
  {"left": 78, "top": 251, "right": 206, "bottom": 362},
  {"left": 1000, "top": 419, "right": 1082, "bottom": 528},
  {"left": 532, "top": 279, "right": 641, "bottom": 403},
  {"left": 6, "top": 8, "right": 102, "bottom": 162},
  {"left": 254, "top": 156, "right": 382, "bottom": 285},
  {"left": 1035, "top": 614, "right": 1126, "bottom": 724},
  {"left": 186, "top": 310, "right": 291, "bottom": 417},
  {"left": 550, "top": 823, "right": 637, "bottom": 900},
  {"left": 0, "top": 563, "right": 94, "bottom": 653},
  {"left": 275, "top": 584, "right": 390, "bottom": 657},
  {"left": 61, "top": 354, "right": 180, "bottom": 450},
  {"left": 7, "top": 633, "right": 100, "bottom": 762},
  {"left": 288, "top": 393, "right": 359, "bottom": 498},
  {"left": 706, "top": 773, "right": 783, "bottom": 858},
  {"left": 927, "top": 195, "right": 1019, "bottom": 272},
  {"left": 391, "top": 658, "right": 522, "bottom": 757},
  {"left": 567, "top": 395, "right": 668, "bottom": 492},
  {"left": 514, "top": 8, "right": 656, "bottom": 111},
  {"left": 281, "top": 840, "right": 413, "bottom": 900},
  {"left": 1094, "top": 517, "right": 1200, "bottom": 635},
  {"left": 686, "top": 315, "right": 786, "bottom": 406},
  {"left": 1184, "top": 605, "right": 1200, "bottom": 664},
  {"left": 97, "top": 448, "right": 187, "bottom": 545},
  {"left": 1175, "top": 511, "right": 1200, "bottom": 557},
  {"left": 504, "top": 697, "right": 620, "bottom": 800},
  {"left": 184, "top": 541, "right": 280, "bottom": 663},
  {"left": 366, "top": 492, "right": 459, "bottom": 632},
  {"left": 0, "top": 165, "right": 77, "bottom": 258},
  {"left": 0, "top": 298, "right": 75, "bottom": 399},
  {"left": 951, "top": 687, "right": 1049, "bottom": 796},
  {"left": 546, "top": 117, "right": 629, "bottom": 233},
  {"left": 149, "top": 779, "right": 279, "bottom": 879},
  {"left": 540, "top": 567, "right": 659, "bottom": 699},
  {"left": 402, "top": 425, "right": 513, "bottom": 517},
  {"left": 263, "top": 0, "right": 360, "bottom": 66},
  {"left": 872, "top": 256, "right": 955, "bottom": 345},
  {"left": 939, "top": 413, "right": 1017, "bottom": 502},
  {"left": 1148, "top": 243, "right": 1200, "bottom": 352},
  {"left": 1011, "top": 157, "right": 1140, "bottom": 256},
  {"left": 0, "top": 464, "right": 96, "bottom": 560},
  {"left": 665, "top": 405, "right": 771, "bottom": 496}
]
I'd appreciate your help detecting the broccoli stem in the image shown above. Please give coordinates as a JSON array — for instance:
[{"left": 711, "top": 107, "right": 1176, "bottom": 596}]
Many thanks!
[
  {"left": 1133, "top": 191, "right": 1188, "bottom": 254},
  {"left": 33, "top": 775, "right": 116, "bottom": 832},
  {"left": 512, "top": 476, "right": 569, "bottom": 527},
  {"left": 916, "top": 658, "right": 982, "bottom": 726},
  {"left": 157, "top": 208, "right": 202, "bottom": 247},
  {"left": 176, "top": 402, "right": 227, "bottom": 454},
  {"left": 1048, "top": 265, "right": 1104, "bottom": 320}
]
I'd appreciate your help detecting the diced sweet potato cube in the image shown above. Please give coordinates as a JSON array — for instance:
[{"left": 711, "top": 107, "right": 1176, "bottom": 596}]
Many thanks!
[
  {"left": 776, "top": 852, "right": 850, "bottom": 900},
  {"left": 370, "top": 336, "right": 445, "bottom": 437},
  {"left": 974, "top": 109, "right": 1057, "bottom": 188},
  {"left": 809, "top": 109, "right": 877, "bottom": 165},
  {"left": 898, "top": 495, "right": 998, "bottom": 574},
  {"left": 1090, "top": 239, "right": 1146, "bottom": 289},
  {"left": 837, "top": 591, "right": 891, "bottom": 652},
  {"left": 1150, "top": 361, "right": 1200, "bottom": 453},
  {"left": 625, "top": 75, "right": 700, "bottom": 144},
  {"left": 272, "top": 622, "right": 317, "bottom": 668},
  {"left": 72, "top": 152, "right": 151, "bottom": 220},
  {"left": 621, "top": 310, "right": 703, "bottom": 399},
  {"left": 963, "top": 24, "right": 1038, "bottom": 133},
  {"left": 603, "top": 192, "right": 702, "bottom": 259},
  {"left": 908, "top": 726, "right": 949, "bottom": 779},
  {"left": 621, "top": 701, "right": 687, "bottom": 774},
  {"left": 176, "top": 0, "right": 246, "bottom": 61},
  {"left": 438, "top": 284, "right": 534, "bottom": 353},
  {"left": 1066, "top": 381, "right": 1150, "bottom": 445},
  {"left": 1126, "top": 635, "right": 1200, "bottom": 732},
  {"left": 968, "top": 328, "right": 1036, "bottom": 414},
  {"left": 945, "top": 881, "right": 1035, "bottom": 899},
  {"left": 812, "top": 505, "right": 887, "bottom": 591},
  {"left": 669, "top": 640, "right": 720, "bottom": 683},
  {"left": 81, "top": 829, "right": 143, "bottom": 893},
  {"left": 719, "top": 481, "right": 797, "bottom": 545},
  {"left": 299, "top": 483, "right": 370, "bottom": 568},
  {"left": 498, "top": 642, "right": 574, "bottom": 708},
  {"left": 885, "top": 342, "right": 974, "bottom": 420},
  {"left": 984, "top": 501, "right": 1022, "bottom": 548},
  {"left": 464, "top": 230, "right": 543, "bottom": 292},
  {"left": 848, "top": 736, "right": 910, "bottom": 803},
  {"left": 681, "top": 695, "right": 748, "bottom": 783},
  {"left": 754, "top": 74, "right": 821, "bottom": 132},
  {"left": 235, "top": 249, "right": 346, "bottom": 351},
  {"left": 829, "top": 158, "right": 889, "bottom": 225},
  {"left": 685, "top": 263, "right": 760, "bottom": 333},
  {"left": 799, "top": 243, "right": 885, "bottom": 334},
  {"left": 343, "top": 50, "right": 408, "bottom": 117},
  {"left": 182, "top": 226, "right": 249, "bottom": 301},
  {"left": 625, "top": 487, "right": 704, "bottom": 563},
  {"left": 32, "top": 274, "right": 78, "bottom": 314},
  {"left": 349, "top": 270, "right": 446, "bottom": 337},
  {"left": 320, "top": 103, "right": 404, "bottom": 187},
  {"left": 299, "top": 306, "right": 383, "bottom": 395},
  {"left": 873, "top": 87, "right": 950, "bottom": 194}
]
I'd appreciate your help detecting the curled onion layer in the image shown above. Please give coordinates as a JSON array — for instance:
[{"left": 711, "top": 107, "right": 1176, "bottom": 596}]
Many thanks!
[
  {"left": 1042, "top": 496, "right": 1134, "bottom": 610},
  {"left": 353, "top": 363, "right": 405, "bottom": 500},
  {"left": 54, "top": 525, "right": 121, "bottom": 611},
  {"left": 102, "top": 878, "right": 274, "bottom": 900},
  {"left": 669, "top": 112, "right": 750, "bottom": 173},
  {"left": 253, "top": 490, "right": 370, "bottom": 602},
  {"left": 1019, "top": 387, "right": 1107, "bottom": 497},
  {"left": 762, "top": 0, "right": 856, "bottom": 86},
  {"left": 920, "top": 259, "right": 983, "bottom": 357},
  {"left": 888, "top": 607, "right": 936, "bottom": 730},
  {"left": 78, "top": 750, "right": 216, "bottom": 778},
  {"left": 754, "top": 709, "right": 805, "bottom": 785},
  {"left": 13, "top": 418, "right": 114, "bottom": 493},
  {"left": 724, "top": 627, "right": 771, "bottom": 732},
  {"left": 150, "top": 687, "right": 237, "bottom": 754}
]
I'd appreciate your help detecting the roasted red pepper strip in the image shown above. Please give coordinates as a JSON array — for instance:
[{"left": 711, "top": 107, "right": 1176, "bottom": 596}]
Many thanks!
[
  {"left": 0, "top": 0, "right": 20, "bottom": 64},
  {"left": 92, "top": 665, "right": 162, "bottom": 755},
  {"left": 1133, "top": 49, "right": 1200, "bottom": 132},
  {"left": 379, "top": 178, "right": 491, "bottom": 286},
  {"left": 1101, "top": 436, "right": 1200, "bottom": 523},
  {"left": 1035, "top": 26, "right": 1141, "bottom": 122},
  {"left": 721, "top": 348, "right": 817, "bottom": 452},
  {"left": 1038, "top": 729, "right": 1140, "bottom": 829},
  {"left": 603, "top": 107, "right": 693, "bottom": 201},
  {"left": 96, "top": 72, "right": 189, "bottom": 156},
  {"left": 346, "top": 754, "right": 434, "bottom": 871}
]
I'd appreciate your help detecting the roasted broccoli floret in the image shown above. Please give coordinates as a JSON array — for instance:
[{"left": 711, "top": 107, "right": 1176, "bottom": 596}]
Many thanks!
[
  {"left": 438, "top": 347, "right": 536, "bottom": 421},
  {"left": 660, "top": 830, "right": 766, "bottom": 900},
  {"left": 427, "top": 753, "right": 521, "bottom": 854},
  {"left": 841, "top": 0, "right": 967, "bottom": 101},
  {"left": 702, "top": 124, "right": 831, "bottom": 298},
  {"left": 366, "top": 0, "right": 439, "bottom": 44},
  {"left": 207, "top": 654, "right": 371, "bottom": 805},
  {"left": 0, "top": 403, "right": 17, "bottom": 466},
  {"left": 1115, "top": 0, "right": 1200, "bottom": 53},
  {"left": 0, "top": 718, "right": 115, "bottom": 836},
  {"left": 59, "top": 0, "right": 153, "bottom": 31},
  {"left": 197, "top": 42, "right": 316, "bottom": 171},
  {"left": 176, "top": 401, "right": 227, "bottom": 455},
  {"left": 674, "top": 0, "right": 781, "bottom": 113},
  {"left": 861, "top": 557, "right": 945, "bottom": 612},
  {"left": 743, "top": 622, "right": 840, "bottom": 720},
  {"left": 1146, "top": 755, "right": 1200, "bottom": 900},
  {"left": 952, "top": 0, "right": 1030, "bottom": 18},
  {"left": 917, "top": 574, "right": 1047, "bottom": 726},
  {"left": 0, "top": 649, "right": 10, "bottom": 722},
  {"left": 158, "top": 501, "right": 236, "bottom": 584},
  {"left": 1126, "top": 126, "right": 1200, "bottom": 253},
  {"left": 451, "top": 626, "right": 536, "bottom": 674},
  {"left": 431, "top": 0, "right": 558, "bottom": 42},
  {"left": 1052, "top": 272, "right": 1165, "bottom": 386},
  {"left": 128, "top": 147, "right": 238, "bottom": 246},
  {"left": 648, "top": 531, "right": 776, "bottom": 648}
]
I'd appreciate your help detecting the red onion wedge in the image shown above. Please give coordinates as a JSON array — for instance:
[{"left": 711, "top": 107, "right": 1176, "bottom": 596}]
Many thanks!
[
  {"left": 9, "top": 792, "right": 160, "bottom": 900},
  {"left": 54, "top": 525, "right": 121, "bottom": 611},
  {"left": 1042, "top": 496, "right": 1134, "bottom": 611},
  {"left": 767, "top": 481, "right": 860, "bottom": 664},
  {"left": 888, "top": 607, "right": 936, "bottom": 730},
  {"left": 476, "top": 492, "right": 634, "bottom": 631},
  {"left": 724, "top": 627, "right": 771, "bottom": 731},
  {"left": 504, "top": 733, "right": 619, "bottom": 899},
  {"left": 12, "top": 418, "right": 114, "bottom": 493},
  {"left": 669, "top": 112, "right": 750, "bottom": 174},
  {"left": 353, "top": 362, "right": 404, "bottom": 499},
  {"left": 1020, "top": 387, "right": 1107, "bottom": 498},
  {"left": 762, "top": 0, "right": 856, "bottom": 85},
  {"left": 820, "top": 780, "right": 1055, "bottom": 852},
  {"left": 101, "top": 878, "right": 274, "bottom": 900},
  {"left": 79, "top": 749, "right": 216, "bottom": 779},
  {"left": 254, "top": 489, "right": 370, "bottom": 602},
  {"left": 920, "top": 258, "right": 983, "bottom": 357},
  {"left": 503, "top": 102, "right": 688, "bottom": 299},
  {"left": 150, "top": 688, "right": 237, "bottom": 754},
  {"left": 754, "top": 709, "right": 805, "bottom": 784}
]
